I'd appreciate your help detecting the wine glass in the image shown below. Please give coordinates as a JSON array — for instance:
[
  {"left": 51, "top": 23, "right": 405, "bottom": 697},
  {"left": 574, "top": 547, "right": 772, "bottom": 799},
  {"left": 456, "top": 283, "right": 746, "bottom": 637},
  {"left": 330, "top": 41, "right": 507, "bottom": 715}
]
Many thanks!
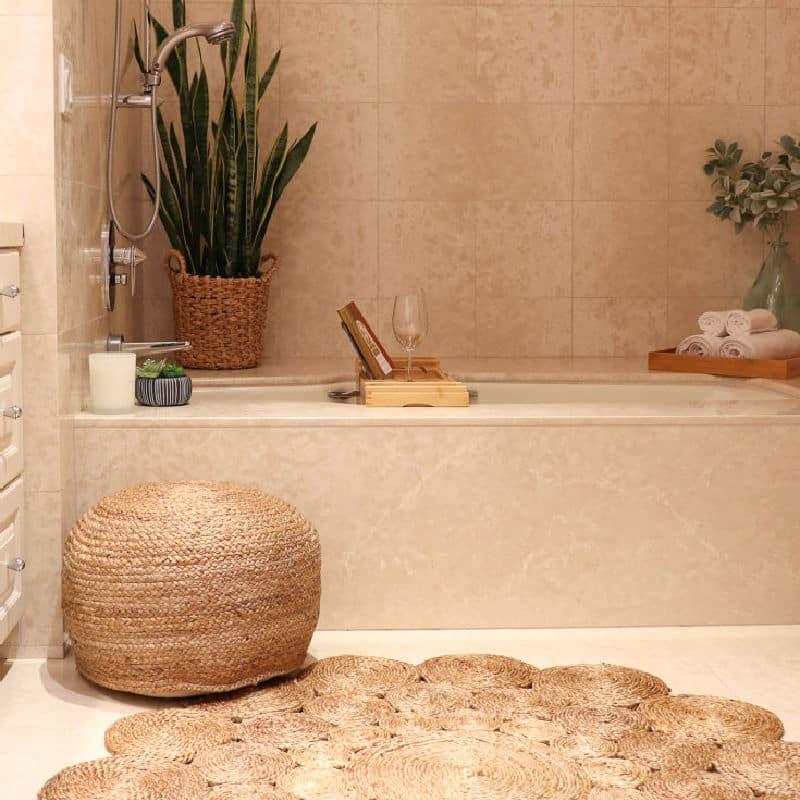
[{"left": 392, "top": 291, "right": 428, "bottom": 381}]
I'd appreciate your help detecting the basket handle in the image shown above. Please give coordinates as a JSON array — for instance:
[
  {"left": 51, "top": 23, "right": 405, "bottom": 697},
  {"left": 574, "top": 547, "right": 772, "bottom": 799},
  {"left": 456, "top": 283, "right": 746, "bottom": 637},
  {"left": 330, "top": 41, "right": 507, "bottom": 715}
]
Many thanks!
[
  {"left": 165, "top": 250, "right": 188, "bottom": 274},
  {"left": 260, "top": 253, "right": 280, "bottom": 281}
]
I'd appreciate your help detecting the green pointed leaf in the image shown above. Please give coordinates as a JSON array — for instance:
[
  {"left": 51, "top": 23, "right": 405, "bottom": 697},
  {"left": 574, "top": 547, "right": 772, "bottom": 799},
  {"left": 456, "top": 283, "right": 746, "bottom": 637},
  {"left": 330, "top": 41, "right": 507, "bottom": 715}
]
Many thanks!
[{"left": 259, "top": 51, "right": 280, "bottom": 100}]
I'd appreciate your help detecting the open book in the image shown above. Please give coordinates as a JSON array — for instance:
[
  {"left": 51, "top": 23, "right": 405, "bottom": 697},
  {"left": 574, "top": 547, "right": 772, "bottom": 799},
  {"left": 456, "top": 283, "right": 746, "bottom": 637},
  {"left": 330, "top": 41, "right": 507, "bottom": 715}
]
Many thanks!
[{"left": 337, "top": 302, "right": 394, "bottom": 379}]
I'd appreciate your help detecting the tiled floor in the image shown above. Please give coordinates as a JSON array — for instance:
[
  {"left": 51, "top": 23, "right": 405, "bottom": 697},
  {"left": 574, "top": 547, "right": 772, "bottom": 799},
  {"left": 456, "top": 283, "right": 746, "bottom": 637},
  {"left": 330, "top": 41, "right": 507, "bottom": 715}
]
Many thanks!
[{"left": 2, "top": 626, "right": 799, "bottom": 799}]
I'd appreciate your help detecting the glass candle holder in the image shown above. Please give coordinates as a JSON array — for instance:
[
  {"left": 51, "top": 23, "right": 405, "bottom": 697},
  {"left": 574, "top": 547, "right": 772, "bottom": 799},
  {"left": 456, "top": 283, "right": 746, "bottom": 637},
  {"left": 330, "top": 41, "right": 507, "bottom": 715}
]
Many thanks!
[{"left": 88, "top": 352, "right": 136, "bottom": 414}]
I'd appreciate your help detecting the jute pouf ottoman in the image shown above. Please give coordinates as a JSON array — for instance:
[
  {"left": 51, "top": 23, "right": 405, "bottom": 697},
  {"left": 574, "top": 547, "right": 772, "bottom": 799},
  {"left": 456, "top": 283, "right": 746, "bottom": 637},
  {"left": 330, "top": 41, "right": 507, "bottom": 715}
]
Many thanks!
[{"left": 63, "top": 481, "right": 321, "bottom": 697}]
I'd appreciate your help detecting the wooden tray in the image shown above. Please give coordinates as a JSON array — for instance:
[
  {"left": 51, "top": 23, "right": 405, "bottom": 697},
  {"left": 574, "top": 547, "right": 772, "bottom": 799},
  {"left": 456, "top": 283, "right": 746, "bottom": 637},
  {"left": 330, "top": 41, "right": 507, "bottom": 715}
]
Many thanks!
[
  {"left": 357, "top": 357, "right": 470, "bottom": 407},
  {"left": 648, "top": 348, "right": 800, "bottom": 379}
]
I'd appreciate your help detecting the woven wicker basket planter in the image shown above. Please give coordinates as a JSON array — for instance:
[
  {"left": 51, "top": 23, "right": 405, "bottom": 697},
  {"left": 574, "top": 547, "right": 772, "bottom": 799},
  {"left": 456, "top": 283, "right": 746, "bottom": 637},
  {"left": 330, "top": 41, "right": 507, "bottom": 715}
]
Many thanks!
[
  {"left": 166, "top": 251, "right": 278, "bottom": 370},
  {"left": 62, "top": 481, "right": 321, "bottom": 697}
]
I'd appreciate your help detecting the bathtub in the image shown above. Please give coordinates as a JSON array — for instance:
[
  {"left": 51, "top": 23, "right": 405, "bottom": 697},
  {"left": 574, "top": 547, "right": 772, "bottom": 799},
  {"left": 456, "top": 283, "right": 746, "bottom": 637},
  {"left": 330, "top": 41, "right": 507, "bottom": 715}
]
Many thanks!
[{"left": 72, "top": 372, "right": 800, "bottom": 629}]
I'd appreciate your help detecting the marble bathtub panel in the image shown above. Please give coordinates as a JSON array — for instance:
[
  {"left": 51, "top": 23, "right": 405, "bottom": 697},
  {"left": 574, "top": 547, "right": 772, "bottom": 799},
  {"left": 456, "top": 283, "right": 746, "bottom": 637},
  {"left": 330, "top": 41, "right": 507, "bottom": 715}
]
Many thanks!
[{"left": 74, "top": 423, "right": 800, "bottom": 629}]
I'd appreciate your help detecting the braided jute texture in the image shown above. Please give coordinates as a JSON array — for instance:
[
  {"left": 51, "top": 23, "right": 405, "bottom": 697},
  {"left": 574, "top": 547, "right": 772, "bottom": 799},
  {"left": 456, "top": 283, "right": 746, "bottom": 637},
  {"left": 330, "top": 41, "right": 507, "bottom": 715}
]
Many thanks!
[
  {"left": 554, "top": 706, "right": 648, "bottom": 740},
  {"left": 192, "top": 742, "right": 294, "bottom": 786},
  {"left": 206, "top": 787, "right": 297, "bottom": 800},
  {"left": 535, "top": 664, "right": 669, "bottom": 708},
  {"left": 499, "top": 716, "right": 568, "bottom": 742},
  {"left": 714, "top": 739, "right": 800, "bottom": 796},
  {"left": 237, "top": 714, "right": 335, "bottom": 751},
  {"left": 551, "top": 733, "right": 618, "bottom": 759},
  {"left": 326, "top": 725, "right": 391, "bottom": 752},
  {"left": 639, "top": 694, "right": 785, "bottom": 744},
  {"left": 104, "top": 710, "right": 237, "bottom": 763},
  {"left": 276, "top": 766, "right": 362, "bottom": 799},
  {"left": 578, "top": 757, "right": 651, "bottom": 790},
  {"left": 185, "top": 679, "right": 313, "bottom": 721},
  {"left": 418, "top": 654, "right": 539, "bottom": 689},
  {"left": 639, "top": 768, "right": 755, "bottom": 799},
  {"left": 287, "top": 740, "right": 354, "bottom": 769},
  {"left": 470, "top": 688, "right": 555, "bottom": 719},
  {"left": 302, "top": 693, "right": 395, "bottom": 726},
  {"left": 383, "top": 683, "right": 475, "bottom": 716},
  {"left": 297, "top": 655, "right": 419, "bottom": 696},
  {"left": 586, "top": 789, "right": 644, "bottom": 800},
  {"left": 616, "top": 730, "right": 718, "bottom": 771},
  {"left": 63, "top": 482, "right": 321, "bottom": 697},
  {"left": 38, "top": 756, "right": 207, "bottom": 800},
  {"left": 350, "top": 730, "right": 591, "bottom": 800}
]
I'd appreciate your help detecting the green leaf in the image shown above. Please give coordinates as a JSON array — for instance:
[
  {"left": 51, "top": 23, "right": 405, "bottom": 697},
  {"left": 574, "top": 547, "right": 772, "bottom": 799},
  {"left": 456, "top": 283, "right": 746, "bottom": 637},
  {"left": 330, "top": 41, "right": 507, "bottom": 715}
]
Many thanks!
[{"left": 259, "top": 51, "right": 280, "bottom": 100}]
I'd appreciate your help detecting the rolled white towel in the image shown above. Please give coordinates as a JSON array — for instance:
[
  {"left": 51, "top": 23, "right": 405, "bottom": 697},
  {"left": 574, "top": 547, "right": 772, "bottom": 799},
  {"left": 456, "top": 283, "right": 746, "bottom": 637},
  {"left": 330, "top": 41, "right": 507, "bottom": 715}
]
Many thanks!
[
  {"left": 676, "top": 333, "right": 725, "bottom": 357},
  {"left": 719, "top": 329, "right": 800, "bottom": 359},
  {"left": 698, "top": 310, "right": 735, "bottom": 337},
  {"left": 725, "top": 308, "right": 778, "bottom": 336}
]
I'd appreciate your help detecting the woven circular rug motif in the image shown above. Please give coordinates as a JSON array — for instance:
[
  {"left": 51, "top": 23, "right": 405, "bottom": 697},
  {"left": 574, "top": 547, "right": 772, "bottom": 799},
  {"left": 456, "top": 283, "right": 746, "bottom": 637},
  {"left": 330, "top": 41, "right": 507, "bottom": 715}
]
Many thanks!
[{"left": 38, "top": 653, "right": 799, "bottom": 800}]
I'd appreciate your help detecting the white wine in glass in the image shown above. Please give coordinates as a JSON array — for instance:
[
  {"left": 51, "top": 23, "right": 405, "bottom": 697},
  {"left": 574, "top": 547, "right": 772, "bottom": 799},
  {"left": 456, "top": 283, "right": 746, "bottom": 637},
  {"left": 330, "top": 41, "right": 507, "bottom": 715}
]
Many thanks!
[{"left": 392, "top": 291, "right": 428, "bottom": 381}]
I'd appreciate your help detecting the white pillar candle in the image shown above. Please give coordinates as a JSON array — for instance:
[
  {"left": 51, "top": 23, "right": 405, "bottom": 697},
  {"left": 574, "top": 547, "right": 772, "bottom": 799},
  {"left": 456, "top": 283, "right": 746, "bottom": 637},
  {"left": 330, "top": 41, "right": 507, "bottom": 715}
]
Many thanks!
[{"left": 89, "top": 353, "right": 136, "bottom": 414}]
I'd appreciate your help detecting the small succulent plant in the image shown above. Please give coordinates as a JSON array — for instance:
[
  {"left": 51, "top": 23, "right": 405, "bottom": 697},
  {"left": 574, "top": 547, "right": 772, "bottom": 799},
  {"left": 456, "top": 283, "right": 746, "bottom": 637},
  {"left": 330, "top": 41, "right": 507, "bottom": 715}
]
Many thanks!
[
  {"left": 136, "top": 359, "right": 187, "bottom": 380},
  {"left": 705, "top": 137, "right": 800, "bottom": 234}
]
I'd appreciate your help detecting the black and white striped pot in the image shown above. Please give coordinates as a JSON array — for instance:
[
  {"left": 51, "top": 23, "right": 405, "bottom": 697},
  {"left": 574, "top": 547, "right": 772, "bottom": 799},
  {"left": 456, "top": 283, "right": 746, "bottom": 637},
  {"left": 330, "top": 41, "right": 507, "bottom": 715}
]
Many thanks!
[{"left": 135, "top": 376, "right": 193, "bottom": 407}]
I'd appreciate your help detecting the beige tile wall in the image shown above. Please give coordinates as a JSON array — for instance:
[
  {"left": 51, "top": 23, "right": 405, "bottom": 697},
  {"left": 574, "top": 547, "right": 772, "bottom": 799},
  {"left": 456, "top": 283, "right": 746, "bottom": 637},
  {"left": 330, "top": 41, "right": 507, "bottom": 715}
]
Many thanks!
[{"left": 139, "top": 0, "right": 790, "bottom": 360}]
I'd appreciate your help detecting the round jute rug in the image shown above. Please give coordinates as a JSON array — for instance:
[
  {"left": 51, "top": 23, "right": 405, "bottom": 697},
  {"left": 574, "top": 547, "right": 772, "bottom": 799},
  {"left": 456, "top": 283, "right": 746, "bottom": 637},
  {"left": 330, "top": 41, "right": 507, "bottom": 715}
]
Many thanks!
[{"left": 38, "top": 654, "right": 795, "bottom": 800}]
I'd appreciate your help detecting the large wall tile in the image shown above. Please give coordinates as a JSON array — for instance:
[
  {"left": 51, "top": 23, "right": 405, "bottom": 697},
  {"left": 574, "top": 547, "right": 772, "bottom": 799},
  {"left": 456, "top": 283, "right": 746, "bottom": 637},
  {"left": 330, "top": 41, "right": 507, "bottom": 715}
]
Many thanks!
[
  {"left": 766, "top": 10, "right": 800, "bottom": 105},
  {"left": 668, "top": 202, "right": 764, "bottom": 298},
  {"left": 280, "top": 102, "right": 378, "bottom": 202},
  {"left": 575, "top": 8, "right": 668, "bottom": 104},
  {"left": 670, "top": 8, "right": 765, "bottom": 105},
  {"left": 476, "top": 201, "right": 572, "bottom": 297},
  {"left": 477, "top": 7, "right": 573, "bottom": 103},
  {"left": 379, "top": 103, "right": 478, "bottom": 201},
  {"left": 380, "top": 5, "right": 477, "bottom": 102},
  {"left": 574, "top": 105, "right": 669, "bottom": 200},
  {"left": 573, "top": 297, "right": 667, "bottom": 356},
  {"left": 476, "top": 296, "right": 572, "bottom": 357},
  {"left": 280, "top": 5, "right": 378, "bottom": 102},
  {"left": 378, "top": 201, "right": 476, "bottom": 299},
  {"left": 573, "top": 202, "right": 668, "bottom": 298},
  {"left": 474, "top": 103, "right": 573, "bottom": 200}
]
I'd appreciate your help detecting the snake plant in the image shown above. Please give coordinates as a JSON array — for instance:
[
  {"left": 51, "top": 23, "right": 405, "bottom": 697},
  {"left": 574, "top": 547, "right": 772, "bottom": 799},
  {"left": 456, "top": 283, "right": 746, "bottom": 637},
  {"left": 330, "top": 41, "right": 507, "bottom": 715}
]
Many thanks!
[{"left": 136, "top": 0, "right": 316, "bottom": 277}]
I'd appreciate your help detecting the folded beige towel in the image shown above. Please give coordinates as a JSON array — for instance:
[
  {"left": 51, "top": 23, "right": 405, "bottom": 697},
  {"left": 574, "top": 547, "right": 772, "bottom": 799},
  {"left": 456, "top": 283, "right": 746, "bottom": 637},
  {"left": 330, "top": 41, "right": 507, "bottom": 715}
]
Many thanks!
[
  {"left": 726, "top": 308, "right": 778, "bottom": 336},
  {"left": 698, "top": 310, "right": 735, "bottom": 336},
  {"left": 676, "top": 333, "right": 725, "bottom": 357},
  {"left": 719, "top": 329, "right": 800, "bottom": 359}
]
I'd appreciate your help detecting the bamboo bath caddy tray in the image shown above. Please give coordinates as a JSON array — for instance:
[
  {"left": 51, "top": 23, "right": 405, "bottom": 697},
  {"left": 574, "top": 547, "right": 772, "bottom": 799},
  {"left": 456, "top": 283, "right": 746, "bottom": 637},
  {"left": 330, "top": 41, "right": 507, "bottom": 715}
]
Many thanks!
[
  {"left": 649, "top": 348, "right": 800, "bottom": 379},
  {"left": 357, "top": 356, "right": 470, "bottom": 407}
]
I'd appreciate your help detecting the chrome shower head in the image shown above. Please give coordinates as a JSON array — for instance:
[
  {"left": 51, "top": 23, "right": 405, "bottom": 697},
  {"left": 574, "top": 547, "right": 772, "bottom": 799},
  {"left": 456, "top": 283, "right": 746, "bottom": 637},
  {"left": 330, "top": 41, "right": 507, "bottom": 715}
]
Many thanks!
[{"left": 147, "top": 22, "right": 236, "bottom": 85}]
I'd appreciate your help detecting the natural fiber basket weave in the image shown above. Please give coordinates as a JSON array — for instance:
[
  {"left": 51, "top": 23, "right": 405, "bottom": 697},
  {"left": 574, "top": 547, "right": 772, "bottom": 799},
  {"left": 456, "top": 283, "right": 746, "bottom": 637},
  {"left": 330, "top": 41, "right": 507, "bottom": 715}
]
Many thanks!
[
  {"left": 327, "top": 724, "right": 392, "bottom": 752},
  {"left": 303, "top": 693, "right": 395, "bottom": 726},
  {"left": 62, "top": 481, "right": 321, "bottom": 697},
  {"left": 638, "top": 694, "right": 785, "bottom": 743},
  {"left": 185, "top": 678, "right": 312, "bottom": 721},
  {"left": 639, "top": 768, "right": 754, "bottom": 800},
  {"left": 578, "top": 757, "right": 651, "bottom": 790},
  {"left": 499, "top": 716, "right": 567, "bottom": 742},
  {"left": 298, "top": 655, "right": 419, "bottom": 696},
  {"left": 38, "top": 756, "right": 207, "bottom": 800},
  {"left": 534, "top": 664, "right": 669, "bottom": 707},
  {"left": 165, "top": 250, "right": 278, "bottom": 370},
  {"left": 104, "top": 710, "right": 237, "bottom": 763},
  {"left": 276, "top": 765, "right": 362, "bottom": 799},
  {"left": 551, "top": 733, "right": 618, "bottom": 759},
  {"left": 287, "top": 740, "right": 354, "bottom": 769},
  {"left": 715, "top": 739, "right": 800, "bottom": 796},
  {"left": 384, "top": 683, "right": 474, "bottom": 716},
  {"left": 553, "top": 706, "right": 647, "bottom": 740},
  {"left": 418, "top": 654, "right": 539, "bottom": 689},
  {"left": 238, "top": 713, "right": 335, "bottom": 751},
  {"left": 470, "top": 688, "right": 554, "bottom": 719},
  {"left": 616, "top": 730, "right": 718, "bottom": 771},
  {"left": 206, "top": 786, "right": 297, "bottom": 800},
  {"left": 350, "top": 730, "right": 590, "bottom": 800},
  {"left": 192, "top": 741, "right": 294, "bottom": 786}
]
